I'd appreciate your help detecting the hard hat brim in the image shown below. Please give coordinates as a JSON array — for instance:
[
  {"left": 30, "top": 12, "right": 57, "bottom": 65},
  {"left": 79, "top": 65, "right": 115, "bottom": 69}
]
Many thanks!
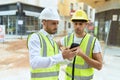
[
  {"left": 71, "top": 17, "right": 88, "bottom": 21},
  {"left": 72, "top": 19, "right": 88, "bottom": 22}
]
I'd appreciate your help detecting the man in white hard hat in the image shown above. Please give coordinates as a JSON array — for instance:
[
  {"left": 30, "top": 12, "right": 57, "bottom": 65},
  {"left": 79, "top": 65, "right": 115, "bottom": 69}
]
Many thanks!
[{"left": 28, "top": 7, "right": 76, "bottom": 80}]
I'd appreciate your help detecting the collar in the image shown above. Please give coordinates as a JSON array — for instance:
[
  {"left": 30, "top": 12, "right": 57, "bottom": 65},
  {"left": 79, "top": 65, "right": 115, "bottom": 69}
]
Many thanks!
[{"left": 39, "top": 29, "right": 54, "bottom": 38}]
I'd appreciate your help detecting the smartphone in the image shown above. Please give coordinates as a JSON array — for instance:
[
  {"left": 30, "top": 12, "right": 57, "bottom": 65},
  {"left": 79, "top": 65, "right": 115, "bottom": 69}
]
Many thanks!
[{"left": 70, "top": 43, "right": 79, "bottom": 49}]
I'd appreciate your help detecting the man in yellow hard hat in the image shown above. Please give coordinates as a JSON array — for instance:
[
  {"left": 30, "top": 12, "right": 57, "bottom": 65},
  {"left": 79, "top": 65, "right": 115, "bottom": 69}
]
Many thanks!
[
  {"left": 28, "top": 7, "right": 76, "bottom": 80},
  {"left": 58, "top": 10, "right": 103, "bottom": 80}
]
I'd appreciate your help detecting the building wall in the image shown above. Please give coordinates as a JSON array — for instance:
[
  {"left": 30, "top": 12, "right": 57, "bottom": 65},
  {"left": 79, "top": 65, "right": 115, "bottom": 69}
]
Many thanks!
[
  {"left": 0, "top": 0, "right": 40, "bottom": 6},
  {"left": 77, "top": 0, "right": 120, "bottom": 13},
  {"left": 96, "top": 9, "right": 120, "bottom": 46},
  {"left": 39, "top": 0, "right": 58, "bottom": 8},
  {"left": 94, "top": 0, "right": 120, "bottom": 12},
  {"left": 0, "top": 0, "right": 18, "bottom": 4},
  {"left": 58, "top": 0, "right": 77, "bottom": 35},
  {"left": 23, "top": 0, "right": 39, "bottom": 6},
  {"left": 58, "top": 0, "right": 71, "bottom": 16}
]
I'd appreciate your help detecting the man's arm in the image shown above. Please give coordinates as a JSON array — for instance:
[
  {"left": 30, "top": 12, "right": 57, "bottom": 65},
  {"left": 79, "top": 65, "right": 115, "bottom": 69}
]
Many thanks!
[
  {"left": 77, "top": 50, "right": 102, "bottom": 70},
  {"left": 72, "top": 39, "right": 103, "bottom": 70},
  {"left": 28, "top": 34, "right": 76, "bottom": 69}
]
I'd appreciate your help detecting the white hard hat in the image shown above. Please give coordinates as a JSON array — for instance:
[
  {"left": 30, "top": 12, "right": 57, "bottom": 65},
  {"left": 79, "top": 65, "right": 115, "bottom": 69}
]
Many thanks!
[{"left": 39, "top": 7, "right": 60, "bottom": 21}]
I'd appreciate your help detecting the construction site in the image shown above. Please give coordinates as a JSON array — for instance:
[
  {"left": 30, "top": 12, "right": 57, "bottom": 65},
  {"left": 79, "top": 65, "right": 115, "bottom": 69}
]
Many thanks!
[
  {"left": 0, "top": 36, "right": 120, "bottom": 80},
  {"left": 0, "top": 39, "right": 30, "bottom": 80},
  {"left": 0, "top": 0, "right": 120, "bottom": 80}
]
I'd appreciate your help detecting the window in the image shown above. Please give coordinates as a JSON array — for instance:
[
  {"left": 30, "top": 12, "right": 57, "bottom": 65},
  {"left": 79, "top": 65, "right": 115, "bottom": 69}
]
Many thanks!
[{"left": 70, "top": 3, "right": 73, "bottom": 11}]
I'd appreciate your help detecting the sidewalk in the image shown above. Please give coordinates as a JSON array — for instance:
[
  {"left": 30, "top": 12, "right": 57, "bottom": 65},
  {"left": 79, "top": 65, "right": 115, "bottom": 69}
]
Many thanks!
[{"left": 93, "top": 46, "right": 120, "bottom": 80}]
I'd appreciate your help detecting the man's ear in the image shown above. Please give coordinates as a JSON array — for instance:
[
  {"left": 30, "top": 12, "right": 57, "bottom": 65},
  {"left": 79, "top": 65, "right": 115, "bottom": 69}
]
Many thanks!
[{"left": 42, "top": 20, "right": 46, "bottom": 25}]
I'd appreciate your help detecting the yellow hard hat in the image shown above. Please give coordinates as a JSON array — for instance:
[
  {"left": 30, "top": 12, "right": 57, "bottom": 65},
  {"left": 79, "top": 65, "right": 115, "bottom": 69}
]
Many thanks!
[{"left": 71, "top": 10, "right": 88, "bottom": 22}]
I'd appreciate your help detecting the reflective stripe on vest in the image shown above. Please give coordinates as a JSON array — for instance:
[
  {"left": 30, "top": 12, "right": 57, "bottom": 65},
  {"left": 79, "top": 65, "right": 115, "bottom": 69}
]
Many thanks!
[
  {"left": 64, "top": 33, "right": 74, "bottom": 47},
  {"left": 66, "top": 72, "right": 93, "bottom": 80},
  {"left": 38, "top": 33, "right": 47, "bottom": 56},
  {"left": 31, "top": 71, "right": 59, "bottom": 78},
  {"left": 30, "top": 32, "right": 59, "bottom": 80},
  {"left": 64, "top": 33, "right": 96, "bottom": 80}
]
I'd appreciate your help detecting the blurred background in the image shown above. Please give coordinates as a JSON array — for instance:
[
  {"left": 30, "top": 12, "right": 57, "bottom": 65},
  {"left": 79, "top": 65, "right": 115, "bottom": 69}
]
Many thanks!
[{"left": 0, "top": 0, "right": 120, "bottom": 80}]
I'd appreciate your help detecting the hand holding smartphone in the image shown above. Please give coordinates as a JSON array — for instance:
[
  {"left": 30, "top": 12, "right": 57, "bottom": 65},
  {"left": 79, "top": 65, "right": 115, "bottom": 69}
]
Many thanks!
[{"left": 70, "top": 43, "right": 79, "bottom": 49}]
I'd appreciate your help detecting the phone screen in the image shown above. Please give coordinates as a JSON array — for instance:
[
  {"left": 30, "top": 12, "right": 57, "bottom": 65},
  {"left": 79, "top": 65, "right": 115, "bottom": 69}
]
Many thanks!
[{"left": 70, "top": 43, "right": 79, "bottom": 49}]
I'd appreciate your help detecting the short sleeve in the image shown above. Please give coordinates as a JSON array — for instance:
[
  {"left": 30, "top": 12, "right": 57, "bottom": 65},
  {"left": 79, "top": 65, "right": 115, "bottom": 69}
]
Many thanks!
[{"left": 93, "top": 39, "right": 102, "bottom": 53}]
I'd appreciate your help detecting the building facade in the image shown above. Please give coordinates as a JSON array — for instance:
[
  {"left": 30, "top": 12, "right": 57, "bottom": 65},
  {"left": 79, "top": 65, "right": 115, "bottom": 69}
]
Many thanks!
[
  {"left": 96, "top": 9, "right": 120, "bottom": 46},
  {"left": 91, "top": 0, "right": 120, "bottom": 46},
  {"left": 0, "top": 2, "right": 43, "bottom": 35},
  {"left": 58, "top": 0, "right": 120, "bottom": 46},
  {"left": 58, "top": 0, "right": 95, "bottom": 35}
]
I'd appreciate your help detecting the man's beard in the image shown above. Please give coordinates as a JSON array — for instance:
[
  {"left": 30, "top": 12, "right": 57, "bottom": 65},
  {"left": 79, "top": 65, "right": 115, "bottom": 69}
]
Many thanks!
[
  {"left": 75, "top": 29, "right": 83, "bottom": 35},
  {"left": 49, "top": 29, "right": 57, "bottom": 34}
]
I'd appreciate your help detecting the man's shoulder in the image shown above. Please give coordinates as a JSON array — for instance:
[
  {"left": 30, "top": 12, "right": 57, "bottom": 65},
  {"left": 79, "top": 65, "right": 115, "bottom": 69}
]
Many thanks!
[{"left": 87, "top": 33, "right": 97, "bottom": 39}]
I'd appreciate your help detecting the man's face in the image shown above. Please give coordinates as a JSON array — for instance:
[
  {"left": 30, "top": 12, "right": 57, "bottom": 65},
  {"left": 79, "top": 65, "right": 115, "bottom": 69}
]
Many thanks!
[
  {"left": 43, "top": 20, "right": 59, "bottom": 34},
  {"left": 73, "top": 21, "right": 87, "bottom": 35}
]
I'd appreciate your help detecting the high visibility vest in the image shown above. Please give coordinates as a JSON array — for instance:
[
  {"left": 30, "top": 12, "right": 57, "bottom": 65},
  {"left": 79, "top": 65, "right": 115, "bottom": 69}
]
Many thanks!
[
  {"left": 28, "top": 32, "right": 60, "bottom": 80},
  {"left": 64, "top": 33, "right": 96, "bottom": 80}
]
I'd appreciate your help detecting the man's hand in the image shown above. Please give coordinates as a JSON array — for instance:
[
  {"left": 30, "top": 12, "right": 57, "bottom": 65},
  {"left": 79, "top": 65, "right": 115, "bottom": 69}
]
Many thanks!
[
  {"left": 71, "top": 47, "right": 103, "bottom": 70},
  {"left": 62, "top": 47, "right": 76, "bottom": 60},
  {"left": 71, "top": 46, "right": 84, "bottom": 57}
]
